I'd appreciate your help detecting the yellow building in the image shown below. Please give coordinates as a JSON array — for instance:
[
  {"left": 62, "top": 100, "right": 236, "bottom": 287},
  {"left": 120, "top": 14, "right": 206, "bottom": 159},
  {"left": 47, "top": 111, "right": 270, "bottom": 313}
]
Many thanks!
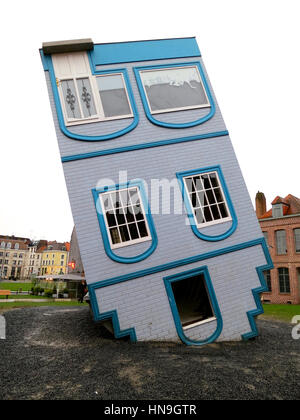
[{"left": 40, "top": 242, "right": 69, "bottom": 276}]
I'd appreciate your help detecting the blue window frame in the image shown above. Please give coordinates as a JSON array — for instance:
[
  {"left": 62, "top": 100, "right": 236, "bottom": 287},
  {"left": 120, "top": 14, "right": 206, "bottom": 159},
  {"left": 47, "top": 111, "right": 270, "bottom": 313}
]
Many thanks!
[
  {"left": 92, "top": 180, "right": 157, "bottom": 264},
  {"left": 176, "top": 165, "right": 238, "bottom": 241},
  {"left": 134, "top": 61, "right": 215, "bottom": 128}
]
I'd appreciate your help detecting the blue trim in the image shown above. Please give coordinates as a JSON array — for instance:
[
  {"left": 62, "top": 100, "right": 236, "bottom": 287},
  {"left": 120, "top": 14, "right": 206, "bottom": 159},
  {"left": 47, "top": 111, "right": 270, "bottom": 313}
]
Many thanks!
[
  {"left": 164, "top": 266, "right": 223, "bottom": 346},
  {"left": 40, "top": 49, "right": 51, "bottom": 71},
  {"left": 92, "top": 180, "right": 158, "bottom": 264},
  {"left": 61, "top": 130, "right": 229, "bottom": 162},
  {"left": 176, "top": 165, "right": 238, "bottom": 242},
  {"left": 88, "top": 285, "right": 137, "bottom": 342},
  {"left": 133, "top": 61, "right": 215, "bottom": 129},
  {"left": 46, "top": 56, "right": 139, "bottom": 142},
  {"left": 242, "top": 238, "right": 274, "bottom": 341},
  {"left": 90, "top": 38, "right": 201, "bottom": 66},
  {"left": 88, "top": 237, "right": 272, "bottom": 343}
]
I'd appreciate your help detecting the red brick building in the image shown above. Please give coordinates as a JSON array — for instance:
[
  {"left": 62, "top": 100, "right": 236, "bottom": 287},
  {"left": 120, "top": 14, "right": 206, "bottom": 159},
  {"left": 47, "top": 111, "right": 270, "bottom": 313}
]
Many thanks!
[{"left": 256, "top": 192, "right": 300, "bottom": 304}]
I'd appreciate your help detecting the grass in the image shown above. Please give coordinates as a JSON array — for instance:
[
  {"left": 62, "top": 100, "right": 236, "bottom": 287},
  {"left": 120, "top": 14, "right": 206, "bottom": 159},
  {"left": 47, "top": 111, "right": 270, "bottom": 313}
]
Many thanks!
[
  {"left": 0, "top": 282, "right": 33, "bottom": 291},
  {"left": 0, "top": 295, "right": 52, "bottom": 300},
  {"left": 0, "top": 301, "right": 87, "bottom": 312},
  {"left": 261, "top": 304, "right": 300, "bottom": 322}
]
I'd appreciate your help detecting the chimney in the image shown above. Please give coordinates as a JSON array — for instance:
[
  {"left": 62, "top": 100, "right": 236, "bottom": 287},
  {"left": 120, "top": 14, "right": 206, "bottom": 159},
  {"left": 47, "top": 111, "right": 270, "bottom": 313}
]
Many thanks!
[{"left": 255, "top": 191, "right": 266, "bottom": 218}]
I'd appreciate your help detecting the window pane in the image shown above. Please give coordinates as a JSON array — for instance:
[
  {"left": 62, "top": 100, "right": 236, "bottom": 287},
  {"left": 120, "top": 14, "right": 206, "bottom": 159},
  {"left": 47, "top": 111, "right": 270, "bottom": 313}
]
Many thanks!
[
  {"left": 128, "top": 223, "right": 139, "bottom": 240},
  {"left": 134, "top": 205, "right": 144, "bottom": 221},
  {"left": 110, "top": 228, "right": 120, "bottom": 244},
  {"left": 185, "top": 178, "right": 194, "bottom": 193},
  {"left": 201, "top": 174, "right": 211, "bottom": 190},
  {"left": 137, "top": 221, "right": 148, "bottom": 238},
  {"left": 209, "top": 173, "right": 218, "bottom": 188},
  {"left": 120, "top": 190, "right": 130, "bottom": 207},
  {"left": 190, "top": 193, "right": 200, "bottom": 208},
  {"left": 193, "top": 176, "right": 203, "bottom": 191},
  {"left": 195, "top": 208, "right": 204, "bottom": 224},
  {"left": 129, "top": 188, "right": 140, "bottom": 206},
  {"left": 119, "top": 225, "right": 130, "bottom": 242},
  {"left": 76, "top": 78, "right": 97, "bottom": 117},
  {"left": 203, "top": 206, "right": 212, "bottom": 222},
  {"left": 61, "top": 79, "right": 81, "bottom": 119},
  {"left": 102, "top": 194, "right": 112, "bottom": 211},
  {"left": 218, "top": 203, "right": 228, "bottom": 218},
  {"left": 276, "top": 230, "right": 287, "bottom": 254},
  {"left": 206, "top": 189, "right": 216, "bottom": 205},
  {"left": 115, "top": 208, "right": 126, "bottom": 225},
  {"left": 97, "top": 74, "right": 131, "bottom": 118},
  {"left": 214, "top": 188, "right": 223, "bottom": 203},
  {"left": 294, "top": 229, "right": 300, "bottom": 252},
  {"left": 140, "top": 66, "right": 209, "bottom": 112},
  {"left": 263, "top": 270, "right": 272, "bottom": 291},
  {"left": 125, "top": 207, "right": 135, "bottom": 223},
  {"left": 278, "top": 267, "right": 290, "bottom": 293},
  {"left": 106, "top": 211, "right": 116, "bottom": 227},
  {"left": 211, "top": 205, "right": 221, "bottom": 220}
]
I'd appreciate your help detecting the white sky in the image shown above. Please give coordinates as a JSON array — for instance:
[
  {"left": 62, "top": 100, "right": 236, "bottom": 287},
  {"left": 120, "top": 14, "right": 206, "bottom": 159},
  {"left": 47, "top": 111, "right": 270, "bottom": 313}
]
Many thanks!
[{"left": 1, "top": 0, "right": 299, "bottom": 242}]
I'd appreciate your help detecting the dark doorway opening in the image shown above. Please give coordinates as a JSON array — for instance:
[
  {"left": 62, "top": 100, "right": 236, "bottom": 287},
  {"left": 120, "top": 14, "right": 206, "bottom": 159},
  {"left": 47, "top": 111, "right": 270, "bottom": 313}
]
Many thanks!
[{"left": 171, "top": 274, "right": 214, "bottom": 328}]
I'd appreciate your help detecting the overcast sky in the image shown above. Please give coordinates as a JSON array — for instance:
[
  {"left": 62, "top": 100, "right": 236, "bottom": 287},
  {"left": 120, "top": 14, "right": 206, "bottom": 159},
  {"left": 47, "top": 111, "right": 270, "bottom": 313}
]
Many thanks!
[{"left": 1, "top": 0, "right": 299, "bottom": 242}]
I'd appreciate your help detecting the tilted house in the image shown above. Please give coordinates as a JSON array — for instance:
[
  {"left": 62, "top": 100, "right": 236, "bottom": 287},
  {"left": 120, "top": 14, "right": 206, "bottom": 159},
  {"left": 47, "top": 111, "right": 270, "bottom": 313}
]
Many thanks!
[{"left": 40, "top": 37, "right": 272, "bottom": 345}]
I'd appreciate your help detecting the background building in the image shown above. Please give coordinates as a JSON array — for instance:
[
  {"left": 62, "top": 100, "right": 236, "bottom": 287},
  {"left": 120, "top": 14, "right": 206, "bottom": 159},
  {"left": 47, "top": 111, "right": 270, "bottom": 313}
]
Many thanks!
[
  {"left": 68, "top": 227, "right": 84, "bottom": 276},
  {"left": 23, "top": 240, "right": 47, "bottom": 279},
  {"left": 40, "top": 241, "right": 70, "bottom": 276},
  {"left": 256, "top": 192, "right": 300, "bottom": 304},
  {"left": 0, "top": 235, "right": 30, "bottom": 280}
]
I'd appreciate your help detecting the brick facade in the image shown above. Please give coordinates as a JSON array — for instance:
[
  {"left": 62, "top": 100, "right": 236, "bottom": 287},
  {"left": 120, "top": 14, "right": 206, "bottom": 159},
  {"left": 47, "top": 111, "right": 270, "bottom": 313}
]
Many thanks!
[{"left": 257, "top": 194, "right": 300, "bottom": 304}]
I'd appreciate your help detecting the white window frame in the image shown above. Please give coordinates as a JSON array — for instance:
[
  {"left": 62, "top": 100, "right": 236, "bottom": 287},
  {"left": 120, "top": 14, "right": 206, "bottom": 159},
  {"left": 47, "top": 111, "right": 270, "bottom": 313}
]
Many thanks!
[
  {"left": 99, "top": 186, "right": 152, "bottom": 250},
  {"left": 53, "top": 53, "right": 133, "bottom": 126},
  {"left": 139, "top": 65, "right": 210, "bottom": 115},
  {"left": 183, "top": 171, "right": 232, "bottom": 229}
]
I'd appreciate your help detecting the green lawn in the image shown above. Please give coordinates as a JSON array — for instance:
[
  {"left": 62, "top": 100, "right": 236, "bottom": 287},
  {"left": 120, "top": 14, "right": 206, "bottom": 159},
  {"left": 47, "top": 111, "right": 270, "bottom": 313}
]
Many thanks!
[
  {"left": 0, "top": 301, "right": 87, "bottom": 311},
  {"left": 0, "top": 295, "right": 51, "bottom": 300},
  {"left": 262, "top": 304, "right": 300, "bottom": 322},
  {"left": 0, "top": 282, "right": 33, "bottom": 291}
]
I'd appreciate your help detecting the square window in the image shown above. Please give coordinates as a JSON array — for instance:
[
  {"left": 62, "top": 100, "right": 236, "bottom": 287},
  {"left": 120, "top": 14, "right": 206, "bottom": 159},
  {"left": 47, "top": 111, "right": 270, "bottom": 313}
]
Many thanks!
[
  {"left": 183, "top": 171, "right": 231, "bottom": 228},
  {"left": 96, "top": 74, "right": 132, "bottom": 118},
  {"left": 100, "top": 187, "right": 151, "bottom": 249}
]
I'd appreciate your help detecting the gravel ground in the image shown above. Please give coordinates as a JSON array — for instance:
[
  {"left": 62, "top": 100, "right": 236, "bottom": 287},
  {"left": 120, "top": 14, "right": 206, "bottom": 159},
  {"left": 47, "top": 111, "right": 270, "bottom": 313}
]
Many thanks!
[{"left": 0, "top": 306, "right": 299, "bottom": 400}]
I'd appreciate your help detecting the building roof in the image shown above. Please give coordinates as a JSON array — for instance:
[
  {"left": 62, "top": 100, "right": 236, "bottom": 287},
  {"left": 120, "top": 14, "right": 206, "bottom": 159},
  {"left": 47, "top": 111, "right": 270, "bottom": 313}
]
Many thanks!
[
  {"left": 0, "top": 237, "right": 29, "bottom": 250},
  {"left": 259, "top": 194, "right": 300, "bottom": 219},
  {"left": 40, "top": 37, "right": 201, "bottom": 69},
  {"left": 44, "top": 241, "right": 70, "bottom": 251}
]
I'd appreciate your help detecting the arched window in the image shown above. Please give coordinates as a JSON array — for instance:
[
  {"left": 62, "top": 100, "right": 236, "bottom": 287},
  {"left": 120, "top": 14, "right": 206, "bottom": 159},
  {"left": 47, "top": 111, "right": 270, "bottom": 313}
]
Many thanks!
[
  {"left": 0, "top": 242, "right": 5, "bottom": 248},
  {"left": 7, "top": 243, "right": 11, "bottom": 249},
  {"left": 14, "top": 243, "right": 19, "bottom": 250}
]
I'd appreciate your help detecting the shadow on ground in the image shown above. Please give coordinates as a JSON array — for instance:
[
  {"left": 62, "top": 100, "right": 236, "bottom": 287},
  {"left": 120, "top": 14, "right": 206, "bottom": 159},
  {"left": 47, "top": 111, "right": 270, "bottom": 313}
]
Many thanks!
[{"left": 0, "top": 306, "right": 299, "bottom": 400}]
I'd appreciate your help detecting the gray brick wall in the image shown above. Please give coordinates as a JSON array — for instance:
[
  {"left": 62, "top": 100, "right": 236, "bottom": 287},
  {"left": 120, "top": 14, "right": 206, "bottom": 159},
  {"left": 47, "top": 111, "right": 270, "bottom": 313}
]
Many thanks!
[{"left": 95, "top": 245, "right": 266, "bottom": 342}]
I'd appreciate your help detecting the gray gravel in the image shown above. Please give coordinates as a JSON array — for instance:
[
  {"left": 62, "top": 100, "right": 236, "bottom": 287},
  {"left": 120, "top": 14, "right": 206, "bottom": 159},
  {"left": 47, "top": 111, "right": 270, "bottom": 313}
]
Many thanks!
[{"left": 0, "top": 306, "right": 299, "bottom": 400}]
